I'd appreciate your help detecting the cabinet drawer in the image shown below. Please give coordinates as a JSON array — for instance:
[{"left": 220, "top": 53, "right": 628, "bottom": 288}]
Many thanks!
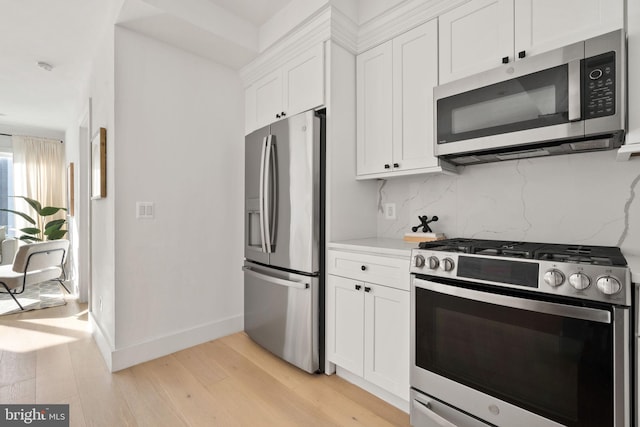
[{"left": 327, "top": 250, "right": 410, "bottom": 290}]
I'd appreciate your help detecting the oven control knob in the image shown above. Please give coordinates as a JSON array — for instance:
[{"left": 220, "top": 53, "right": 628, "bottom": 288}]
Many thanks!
[
  {"left": 544, "top": 269, "right": 565, "bottom": 287},
  {"left": 414, "top": 255, "right": 425, "bottom": 268},
  {"left": 440, "top": 257, "right": 455, "bottom": 272},
  {"left": 569, "top": 272, "right": 591, "bottom": 290},
  {"left": 596, "top": 276, "right": 622, "bottom": 295},
  {"left": 427, "top": 256, "right": 440, "bottom": 270}
]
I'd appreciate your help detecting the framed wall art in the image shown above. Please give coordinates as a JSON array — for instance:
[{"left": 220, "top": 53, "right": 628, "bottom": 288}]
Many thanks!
[{"left": 91, "top": 127, "right": 106, "bottom": 199}]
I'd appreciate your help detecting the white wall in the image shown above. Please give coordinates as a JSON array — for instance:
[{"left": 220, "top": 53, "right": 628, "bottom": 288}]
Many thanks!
[
  {"left": 65, "top": 96, "right": 93, "bottom": 303},
  {"left": 87, "top": 18, "right": 118, "bottom": 357},
  {"left": 377, "top": 151, "right": 640, "bottom": 255},
  {"left": 111, "top": 27, "right": 244, "bottom": 369},
  {"left": 259, "top": 0, "right": 331, "bottom": 51},
  {"left": 325, "top": 42, "right": 378, "bottom": 242}
]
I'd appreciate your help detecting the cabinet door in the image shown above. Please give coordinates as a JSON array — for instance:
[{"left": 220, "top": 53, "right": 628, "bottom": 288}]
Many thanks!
[
  {"left": 283, "top": 43, "right": 324, "bottom": 118},
  {"left": 515, "top": 0, "right": 623, "bottom": 59},
  {"left": 326, "top": 275, "right": 364, "bottom": 376},
  {"left": 392, "top": 19, "right": 439, "bottom": 172},
  {"left": 357, "top": 41, "right": 393, "bottom": 176},
  {"left": 364, "top": 284, "right": 410, "bottom": 400},
  {"left": 253, "top": 69, "right": 283, "bottom": 130},
  {"left": 439, "top": 0, "right": 514, "bottom": 83}
]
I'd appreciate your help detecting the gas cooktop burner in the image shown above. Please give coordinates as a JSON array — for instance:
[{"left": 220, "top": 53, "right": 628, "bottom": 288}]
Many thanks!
[
  {"left": 413, "top": 238, "right": 631, "bottom": 306},
  {"left": 418, "top": 238, "right": 627, "bottom": 266}
]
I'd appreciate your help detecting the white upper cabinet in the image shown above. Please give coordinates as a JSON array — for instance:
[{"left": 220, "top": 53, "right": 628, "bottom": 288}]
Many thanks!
[
  {"left": 252, "top": 69, "right": 282, "bottom": 131},
  {"left": 357, "top": 20, "right": 447, "bottom": 178},
  {"left": 515, "top": 0, "right": 624, "bottom": 59},
  {"left": 439, "top": 0, "right": 514, "bottom": 84},
  {"left": 392, "top": 20, "right": 440, "bottom": 172},
  {"left": 283, "top": 44, "right": 325, "bottom": 121},
  {"left": 619, "top": 0, "right": 640, "bottom": 159},
  {"left": 439, "top": 0, "right": 623, "bottom": 84},
  {"left": 356, "top": 41, "right": 393, "bottom": 176},
  {"left": 245, "top": 43, "right": 325, "bottom": 133}
]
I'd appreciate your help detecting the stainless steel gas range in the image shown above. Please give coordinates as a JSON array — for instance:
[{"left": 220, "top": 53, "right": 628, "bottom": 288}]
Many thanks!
[{"left": 409, "top": 238, "right": 632, "bottom": 427}]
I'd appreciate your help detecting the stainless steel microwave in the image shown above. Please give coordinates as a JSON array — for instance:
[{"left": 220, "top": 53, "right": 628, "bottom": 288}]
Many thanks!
[{"left": 434, "top": 30, "right": 626, "bottom": 166}]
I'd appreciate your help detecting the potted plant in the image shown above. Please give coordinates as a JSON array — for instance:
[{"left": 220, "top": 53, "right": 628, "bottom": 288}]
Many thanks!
[{"left": 0, "top": 196, "right": 67, "bottom": 242}]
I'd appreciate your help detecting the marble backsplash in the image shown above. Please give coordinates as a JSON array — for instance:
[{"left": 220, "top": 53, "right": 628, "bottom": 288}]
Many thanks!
[{"left": 377, "top": 150, "right": 640, "bottom": 255}]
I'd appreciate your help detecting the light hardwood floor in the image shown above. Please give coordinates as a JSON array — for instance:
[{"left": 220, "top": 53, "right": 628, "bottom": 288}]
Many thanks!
[{"left": 0, "top": 294, "right": 410, "bottom": 426}]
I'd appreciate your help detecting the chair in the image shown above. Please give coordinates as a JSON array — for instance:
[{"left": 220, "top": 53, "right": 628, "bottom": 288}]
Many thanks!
[
  {"left": 0, "top": 226, "right": 19, "bottom": 266},
  {"left": 0, "top": 240, "right": 70, "bottom": 311}
]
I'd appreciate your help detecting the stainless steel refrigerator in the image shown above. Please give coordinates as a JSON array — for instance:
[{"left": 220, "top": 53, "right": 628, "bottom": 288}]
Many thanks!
[{"left": 243, "top": 109, "right": 324, "bottom": 374}]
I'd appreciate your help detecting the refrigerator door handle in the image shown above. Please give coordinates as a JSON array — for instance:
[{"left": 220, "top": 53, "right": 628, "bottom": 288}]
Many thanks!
[
  {"left": 242, "top": 266, "right": 309, "bottom": 290},
  {"left": 263, "top": 134, "right": 274, "bottom": 253},
  {"left": 258, "top": 136, "right": 268, "bottom": 253}
]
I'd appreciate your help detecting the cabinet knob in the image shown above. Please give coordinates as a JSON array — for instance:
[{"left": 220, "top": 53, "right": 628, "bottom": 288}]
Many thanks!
[
  {"left": 276, "top": 113, "right": 281, "bottom": 119},
  {"left": 355, "top": 284, "right": 362, "bottom": 291},
  {"left": 361, "top": 265, "right": 367, "bottom": 271},
  {"left": 281, "top": 111, "right": 286, "bottom": 117},
  {"left": 502, "top": 56, "right": 509, "bottom": 64},
  {"left": 384, "top": 164, "right": 390, "bottom": 169},
  {"left": 518, "top": 50, "right": 526, "bottom": 59},
  {"left": 364, "top": 286, "right": 372, "bottom": 293},
  {"left": 393, "top": 163, "right": 399, "bottom": 168}
]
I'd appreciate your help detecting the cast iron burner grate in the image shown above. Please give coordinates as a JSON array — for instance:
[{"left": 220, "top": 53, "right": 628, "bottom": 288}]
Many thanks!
[{"left": 418, "top": 238, "right": 628, "bottom": 266}]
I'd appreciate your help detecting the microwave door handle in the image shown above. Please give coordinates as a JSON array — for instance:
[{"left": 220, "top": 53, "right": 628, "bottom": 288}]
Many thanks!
[
  {"left": 568, "top": 59, "right": 582, "bottom": 122},
  {"left": 263, "top": 135, "right": 273, "bottom": 254},
  {"left": 259, "top": 136, "right": 267, "bottom": 253}
]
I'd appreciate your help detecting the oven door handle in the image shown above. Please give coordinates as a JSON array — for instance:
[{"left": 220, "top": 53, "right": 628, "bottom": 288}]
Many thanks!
[
  {"left": 414, "top": 278, "right": 611, "bottom": 324},
  {"left": 412, "top": 397, "right": 458, "bottom": 427}
]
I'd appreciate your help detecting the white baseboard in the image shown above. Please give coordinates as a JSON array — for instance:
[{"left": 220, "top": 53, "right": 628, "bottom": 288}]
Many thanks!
[
  {"left": 89, "top": 312, "right": 114, "bottom": 372},
  {"left": 336, "top": 366, "right": 409, "bottom": 413},
  {"left": 90, "top": 313, "right": 244, "bottom": 372}
]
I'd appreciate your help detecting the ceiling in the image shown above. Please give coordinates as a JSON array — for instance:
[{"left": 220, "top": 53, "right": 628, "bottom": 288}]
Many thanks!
[
  {"left": 0, "top": 0, "right": 293, "bottom": 134},
  {"left": 205, "top": 0, "right": 293, "bottom": 26}
]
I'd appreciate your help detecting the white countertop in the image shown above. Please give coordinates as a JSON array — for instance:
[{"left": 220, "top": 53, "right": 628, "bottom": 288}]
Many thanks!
[
  {"left": 328, "top": 237, "right": 417, "bottom": 258},
  {"left": 327, "top": 240, "right": 640, "bottom": 282},
  {"left": 625, "top": 254, "right": 640, "bottom": 284}
]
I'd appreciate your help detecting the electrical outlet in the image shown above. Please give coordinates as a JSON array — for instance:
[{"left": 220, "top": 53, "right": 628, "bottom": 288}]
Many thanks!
[{"left": 384, "top": 203, "right": 396, "bottom": 220}]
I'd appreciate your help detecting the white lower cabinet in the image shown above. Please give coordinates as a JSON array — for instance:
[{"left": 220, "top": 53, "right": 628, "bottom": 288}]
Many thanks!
[
  {"left": 326, "top": 250, "right": 410, "bottom": 401},
  {"left": 326, "top": 275, "right": 366, "bottom": 375}
]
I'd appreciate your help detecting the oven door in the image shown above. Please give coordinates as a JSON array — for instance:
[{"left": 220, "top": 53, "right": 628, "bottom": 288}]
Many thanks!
[{"left": 411, "top": 277, "right": 630, "bottom": 427}]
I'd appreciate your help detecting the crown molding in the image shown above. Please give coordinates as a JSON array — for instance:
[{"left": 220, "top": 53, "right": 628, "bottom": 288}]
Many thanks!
[
  {"left": 240, "top": 5, "right": 358, "bottom": 85},
  {"left": 329, "top": 7, "right": 359, "bottom": 54},
  {"left": 240, "top": 0, "right": 473, "bottom": 85},
  {"left": 358, "top": 0, "right": 469, "bottom": 52}
]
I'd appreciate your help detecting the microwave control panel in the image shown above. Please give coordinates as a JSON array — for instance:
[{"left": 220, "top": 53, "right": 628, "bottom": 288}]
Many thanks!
[{"left": 583, "top": 51, "right": 616, "bottom": 119}]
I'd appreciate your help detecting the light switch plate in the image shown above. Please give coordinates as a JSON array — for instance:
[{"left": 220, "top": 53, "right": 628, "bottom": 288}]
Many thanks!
[{"left": 136, "top": 202, "right": 154, "bottom": 219}]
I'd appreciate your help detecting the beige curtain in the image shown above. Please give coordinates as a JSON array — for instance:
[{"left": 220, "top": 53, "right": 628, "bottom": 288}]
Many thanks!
[{"left": 11, "top": 135, "right": 66, "bottom": 236}]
